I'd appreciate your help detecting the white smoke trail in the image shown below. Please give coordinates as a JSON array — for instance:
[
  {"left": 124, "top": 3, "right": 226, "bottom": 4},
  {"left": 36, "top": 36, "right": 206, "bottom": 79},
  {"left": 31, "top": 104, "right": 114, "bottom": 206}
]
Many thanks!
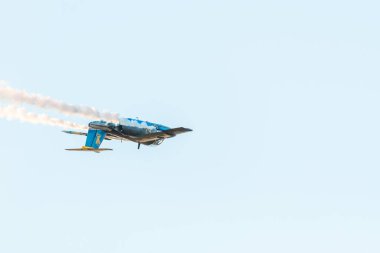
[
  {"left": 0, "top": 82, "right": 119, "bottom": 122},
  {"left": 0, "top": 105, "right": 88, "bottom": 130}
]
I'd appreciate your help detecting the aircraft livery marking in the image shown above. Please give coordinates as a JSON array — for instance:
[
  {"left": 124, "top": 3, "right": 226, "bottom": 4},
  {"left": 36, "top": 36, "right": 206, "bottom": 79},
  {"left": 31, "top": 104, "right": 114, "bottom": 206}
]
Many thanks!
[{"left": 96, "top": 133, "right": 101, "bottom": 145}]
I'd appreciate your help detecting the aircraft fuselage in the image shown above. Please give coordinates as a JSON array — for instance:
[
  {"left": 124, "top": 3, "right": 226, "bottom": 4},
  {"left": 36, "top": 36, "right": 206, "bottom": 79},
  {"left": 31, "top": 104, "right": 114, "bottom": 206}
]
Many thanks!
[
  {"left": 64, "top": 117, "right": 192, "bottom": 151},
  {"left": 88, "top": 118, "right": 171, "bottom": 145}
]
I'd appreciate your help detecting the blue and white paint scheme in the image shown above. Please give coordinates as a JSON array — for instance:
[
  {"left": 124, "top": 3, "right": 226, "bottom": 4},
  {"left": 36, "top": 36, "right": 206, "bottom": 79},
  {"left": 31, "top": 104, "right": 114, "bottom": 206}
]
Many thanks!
[{"left": 64, "top": 118, "right": 192, "bottom": 152}]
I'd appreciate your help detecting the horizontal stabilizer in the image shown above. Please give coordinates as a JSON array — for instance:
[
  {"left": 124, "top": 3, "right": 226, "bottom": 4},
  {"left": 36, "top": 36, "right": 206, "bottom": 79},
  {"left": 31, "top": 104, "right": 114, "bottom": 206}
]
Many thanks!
[
  {"left": 62, "top": 130, "right": 87, "bottom": 136},
  {"left": 65, "top": 146, "right": 112, "bottom": 153},
  {"left": 63, "top": 130, "right": 111, "bottom": 140}
]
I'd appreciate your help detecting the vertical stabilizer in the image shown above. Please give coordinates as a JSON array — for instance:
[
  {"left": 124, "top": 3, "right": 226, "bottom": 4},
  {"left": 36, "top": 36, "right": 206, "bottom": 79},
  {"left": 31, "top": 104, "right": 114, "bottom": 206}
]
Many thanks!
[{"left": 85, "top": 129, "right": 106, "bottom": 149}]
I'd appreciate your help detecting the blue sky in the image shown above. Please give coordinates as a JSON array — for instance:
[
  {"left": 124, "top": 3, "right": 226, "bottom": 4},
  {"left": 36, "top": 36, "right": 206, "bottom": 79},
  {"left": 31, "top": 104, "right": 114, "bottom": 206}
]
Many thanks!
[{"left": 1, "top": 0, "right": 380, "bottom": 252}]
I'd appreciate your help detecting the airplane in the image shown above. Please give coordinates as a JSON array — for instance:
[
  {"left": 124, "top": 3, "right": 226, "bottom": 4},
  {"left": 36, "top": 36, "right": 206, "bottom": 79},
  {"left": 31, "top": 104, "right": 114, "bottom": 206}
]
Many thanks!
[{"left": 63, "top": 118, "right": 192, "bottom": 152}]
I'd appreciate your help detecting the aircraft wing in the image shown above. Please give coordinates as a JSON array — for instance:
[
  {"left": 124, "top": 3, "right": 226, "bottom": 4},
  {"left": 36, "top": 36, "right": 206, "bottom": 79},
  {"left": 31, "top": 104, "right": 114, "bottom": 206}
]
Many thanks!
[
  {"left": 133, "top": 127, "right": 192, "bottom": 143},
  {"left": 164, "top": 127, "right": 193, "bottom": 135}
]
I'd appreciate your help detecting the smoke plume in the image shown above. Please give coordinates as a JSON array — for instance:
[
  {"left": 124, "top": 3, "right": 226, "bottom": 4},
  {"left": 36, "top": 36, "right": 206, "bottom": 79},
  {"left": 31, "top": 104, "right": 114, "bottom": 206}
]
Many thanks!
[
  {"left": 0, "top": 105, "right": 88, "bottom": 130},
  {"left": 0, "top": 83, "right": 119, "bottom": 122}
]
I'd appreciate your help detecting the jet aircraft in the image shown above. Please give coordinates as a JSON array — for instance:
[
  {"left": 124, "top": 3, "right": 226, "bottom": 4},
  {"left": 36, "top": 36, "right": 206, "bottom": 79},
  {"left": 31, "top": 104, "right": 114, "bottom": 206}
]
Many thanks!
[{"left": 63, "top": 118, "right": 192, "bottom": 152}]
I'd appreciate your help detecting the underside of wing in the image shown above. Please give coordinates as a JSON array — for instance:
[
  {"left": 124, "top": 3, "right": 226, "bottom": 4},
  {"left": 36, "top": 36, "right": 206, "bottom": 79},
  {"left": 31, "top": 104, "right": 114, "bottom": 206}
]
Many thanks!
[
  {"left": 163, "top": 127, "right": 193, "bottom": 135},
  {"left": 133, "top": 127, "right": 193, "bottom": 143}
]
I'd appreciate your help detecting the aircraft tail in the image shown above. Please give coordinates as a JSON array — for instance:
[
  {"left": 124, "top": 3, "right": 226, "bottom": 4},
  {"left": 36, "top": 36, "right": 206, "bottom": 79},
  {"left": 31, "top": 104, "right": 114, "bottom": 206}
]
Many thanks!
[
  {"left": 62, "top": 130, "right": 88, "bottom": 136},
  {"left": 65, "top": 129, "right": 110, "bottom": 152},
  {"left": 66, "top": 146, "right": 113, "bottom": 153},
  {"left": 85, "top": 129, "right": 106, "bottom": 149}
]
